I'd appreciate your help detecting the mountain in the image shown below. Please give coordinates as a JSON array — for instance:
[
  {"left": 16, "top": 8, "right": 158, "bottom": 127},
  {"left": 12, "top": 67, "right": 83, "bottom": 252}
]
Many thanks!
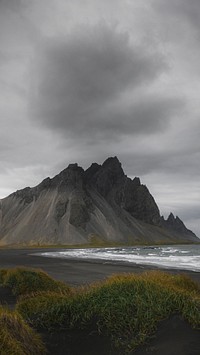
[{"left": 0, "top": 157, "right": 198, "bottom": 246}]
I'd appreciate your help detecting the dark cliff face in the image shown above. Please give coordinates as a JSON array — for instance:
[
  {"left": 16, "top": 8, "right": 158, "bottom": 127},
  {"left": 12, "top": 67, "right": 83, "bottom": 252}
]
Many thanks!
[
  {"left": 85, "top": 156, "right": 160, "bottom": 226},
  {"left": 52, "top": 163, "right": 84, "bottom": 190},
  {"left": 86, "top": 157, "right": 124, "bottom": 197},
  {"left": 0, "top": 157, "right": 198, "bottom": 245}
]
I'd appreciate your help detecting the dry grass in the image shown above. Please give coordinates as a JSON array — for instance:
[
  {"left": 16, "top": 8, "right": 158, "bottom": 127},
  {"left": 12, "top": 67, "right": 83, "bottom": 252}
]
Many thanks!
[
  {"left": 0, "top": 306, "right": 46, "bottom": 355},
  {"left": 0, "top": 267, "right": 71, "bottom": 296},
  {"left": 16, "top": 270, "right": 200, "bottom": 353}
]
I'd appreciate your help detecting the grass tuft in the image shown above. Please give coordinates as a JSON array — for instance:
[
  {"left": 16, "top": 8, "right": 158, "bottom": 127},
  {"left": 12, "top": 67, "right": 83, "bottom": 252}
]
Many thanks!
[
  {"left": 0, "top": 306, "right": 46, "bottom": 355},
  {"left": 16, "top": 271, "right": 200, "bottom": 353},
  {"left": 0, "top": 267, "right": 71, "bottom": 296}
]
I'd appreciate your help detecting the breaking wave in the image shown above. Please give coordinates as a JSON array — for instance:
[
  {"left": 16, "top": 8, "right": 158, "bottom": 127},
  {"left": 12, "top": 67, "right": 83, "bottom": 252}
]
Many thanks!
[{"left": 40, "top": 244, "right": 200, "bottom": 272}]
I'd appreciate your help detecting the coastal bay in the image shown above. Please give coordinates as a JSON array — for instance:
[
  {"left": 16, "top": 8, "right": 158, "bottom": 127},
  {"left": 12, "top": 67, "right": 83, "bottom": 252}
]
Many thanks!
[{"left": 0, "top": 247, "right": 200, "bottom": 286}]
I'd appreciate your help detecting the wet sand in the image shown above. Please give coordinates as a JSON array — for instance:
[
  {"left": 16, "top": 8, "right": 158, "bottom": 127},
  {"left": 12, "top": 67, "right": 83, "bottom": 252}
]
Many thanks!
[{"left": 0, "top": 247, "right": 200, "bottom": 286}]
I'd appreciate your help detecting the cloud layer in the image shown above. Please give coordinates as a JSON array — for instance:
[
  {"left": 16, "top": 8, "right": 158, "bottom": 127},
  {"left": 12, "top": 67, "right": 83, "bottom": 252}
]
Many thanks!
[
  {"left": 0, "top": 0, "right": 199, "bottom": 236},
  {"left": 31, "top": 24, "right": 179, "bottom": 141}
]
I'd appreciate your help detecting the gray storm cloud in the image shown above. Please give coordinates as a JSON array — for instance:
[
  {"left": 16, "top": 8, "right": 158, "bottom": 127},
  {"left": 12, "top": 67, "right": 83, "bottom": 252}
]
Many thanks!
[
  {"left": 31, "top": 24, "right": 183, "bottom": 140},
  {"left": 153, "top": 0, "right": 200, "bottom": 30},
  {"left": 0, "top": 0, "right": 199, "bottom": 236}
]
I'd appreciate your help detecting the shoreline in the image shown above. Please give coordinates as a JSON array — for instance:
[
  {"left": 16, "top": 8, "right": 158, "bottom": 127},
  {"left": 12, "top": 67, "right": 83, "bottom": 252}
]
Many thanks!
[
  {"left": 0, "top": 247, "right": 200, "bottom": 286},
  {"left": 1, "top": 248, "right": 200, "bottom": 355}
]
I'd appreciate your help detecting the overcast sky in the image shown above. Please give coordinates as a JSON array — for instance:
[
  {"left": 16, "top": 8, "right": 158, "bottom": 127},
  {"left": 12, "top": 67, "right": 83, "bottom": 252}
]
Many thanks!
[{"left": 0, "top": 0, "right": 199, "bottom": 236}]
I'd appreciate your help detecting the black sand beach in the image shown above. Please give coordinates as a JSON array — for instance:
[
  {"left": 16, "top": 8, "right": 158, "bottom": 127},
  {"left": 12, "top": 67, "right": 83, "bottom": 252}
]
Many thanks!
[
  {"left": 0, "top": 247, "right": 200, "bottom": 286},
  {"left": 0, "top": 248, "right": 200, "bottom": 355}
]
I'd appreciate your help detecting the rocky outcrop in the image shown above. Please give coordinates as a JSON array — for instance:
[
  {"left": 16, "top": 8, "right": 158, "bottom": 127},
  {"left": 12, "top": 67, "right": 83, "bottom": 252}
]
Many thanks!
[
  {"left": 161, "top": 213, "right": 197, "bottom": 239},
  {"left": 85, "top": 157, "right": 161, "bottom": 226},
  {"left": 0, "top": 157, "right": 198, "bottom": 245}
]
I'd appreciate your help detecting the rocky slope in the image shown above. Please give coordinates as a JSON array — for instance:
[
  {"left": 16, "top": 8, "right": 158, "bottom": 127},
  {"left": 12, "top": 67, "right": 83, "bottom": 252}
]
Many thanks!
[{"left": 0, "top": 157, "right": 198, "bottom": 245}]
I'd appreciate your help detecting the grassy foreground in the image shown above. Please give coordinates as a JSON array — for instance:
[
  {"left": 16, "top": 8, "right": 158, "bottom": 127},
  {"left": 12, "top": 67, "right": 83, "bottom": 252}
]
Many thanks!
[
  {"left": 0, "top": 267, "right": 71, "bottom": 296},
  {"left": 0, "top": 306, "right": 46, "bottom": 355},
  {"left": 0, "top": 267, "right": 200, "bottom": 354}
]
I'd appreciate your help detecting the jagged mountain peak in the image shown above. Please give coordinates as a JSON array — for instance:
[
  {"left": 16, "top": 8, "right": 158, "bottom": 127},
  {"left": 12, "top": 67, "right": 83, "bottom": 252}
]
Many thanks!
[
  {"left": 161, "top": 212, "right": 197, "bottom": 239},
  {"left": 101, "top": 156, "right": 123, "bottom": 176},
  {"left": 167, "top": 212, "right": 175, "bottom": 221},
  {"left": 167, "top": 213, "right": 184, "bottom": 225},
  {"left": 50, "top": 163, "right": 84, "bottom": 190},
  {"left": 57, "top": 162, "right": 84, "bottom": 177},
  {"left": 102, "top": 156, "right": 121, "bottom": 168},
  {"left": 0, "top": 157, "right": 198, "bottom": 246},
  {"left": 84, "top": 163, "right": 101, "bottom": 183},
  {"left": 132, "top": 177, "right": 141, "bottom": 186}
]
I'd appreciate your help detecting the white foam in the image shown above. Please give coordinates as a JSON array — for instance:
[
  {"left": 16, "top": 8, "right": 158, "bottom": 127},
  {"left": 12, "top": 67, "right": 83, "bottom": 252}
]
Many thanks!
[{"left": 40, "top": 245, "right": 200, "bottom": 272}]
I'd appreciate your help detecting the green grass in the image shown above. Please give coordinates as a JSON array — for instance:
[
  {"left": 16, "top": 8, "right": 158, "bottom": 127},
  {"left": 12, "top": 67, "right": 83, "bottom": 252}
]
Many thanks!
[
  {"left": 0, "top": 306, "right": 46, "bottom": 355},
  {"left": 16, "top": 271, "right": 200, "bottom": 353},
  {"left": 1, "top": 267, "right": 199, "bottom": 353},
  {"left": 0, "top": 267, "right": 71, "bottom": 296}
]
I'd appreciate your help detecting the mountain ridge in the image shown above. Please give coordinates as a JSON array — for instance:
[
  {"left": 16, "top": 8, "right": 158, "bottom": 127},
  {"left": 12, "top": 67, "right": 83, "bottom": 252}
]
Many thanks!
[{"left": 0, "top": 157, "right": 198, "bottom": 246}]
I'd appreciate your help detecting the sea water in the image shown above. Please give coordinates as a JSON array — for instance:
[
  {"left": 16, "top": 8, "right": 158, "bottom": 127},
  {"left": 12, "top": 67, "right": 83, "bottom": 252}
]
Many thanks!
[{"left": 40, "top": 244, "right": 200, "bottom": 272}]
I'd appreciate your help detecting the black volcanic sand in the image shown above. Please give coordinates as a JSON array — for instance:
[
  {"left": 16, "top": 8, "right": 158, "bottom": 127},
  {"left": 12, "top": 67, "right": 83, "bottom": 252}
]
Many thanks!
[
  {"left": 40, "top": 315, "right": 200, "bottom": 355},
  {"left": 134, "top": 314, "right": 200, "bottom": 355},
  {"left": 40, "top": 328, "right": 119, "bottom": 355},
  {"left": 0, "top": 248, "right": 200, "bottom": 355},
  {"left": 0, "top": 247, "right": 200, "bottom": 286}
]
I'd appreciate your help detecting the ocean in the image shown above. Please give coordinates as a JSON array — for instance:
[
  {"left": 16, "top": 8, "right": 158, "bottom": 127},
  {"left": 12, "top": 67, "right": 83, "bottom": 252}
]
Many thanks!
[{"left": 40, "top": 244, "right": 200, "bottom": 272}]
